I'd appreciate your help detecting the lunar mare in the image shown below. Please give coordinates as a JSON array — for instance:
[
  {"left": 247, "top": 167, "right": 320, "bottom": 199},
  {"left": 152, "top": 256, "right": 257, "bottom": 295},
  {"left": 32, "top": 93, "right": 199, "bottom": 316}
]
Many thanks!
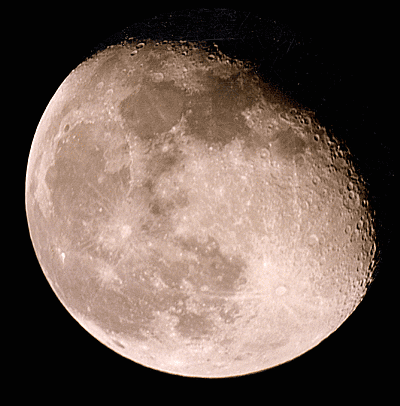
[{"left": 26, "top": 38, "right": 377, "bottom": 377}]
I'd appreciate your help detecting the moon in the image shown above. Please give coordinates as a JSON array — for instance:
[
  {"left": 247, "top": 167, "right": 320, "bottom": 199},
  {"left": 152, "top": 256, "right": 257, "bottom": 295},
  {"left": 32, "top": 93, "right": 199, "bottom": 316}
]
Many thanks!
[{"left": 25, "top": 12, "right": 378, "bottom": 378}]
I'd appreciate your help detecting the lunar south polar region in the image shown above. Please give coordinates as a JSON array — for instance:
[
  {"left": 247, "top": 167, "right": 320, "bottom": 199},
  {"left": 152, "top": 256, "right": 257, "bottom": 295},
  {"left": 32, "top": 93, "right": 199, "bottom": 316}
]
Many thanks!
[{"left": 26, "top": 39, "right": 377, "bottom": 377}]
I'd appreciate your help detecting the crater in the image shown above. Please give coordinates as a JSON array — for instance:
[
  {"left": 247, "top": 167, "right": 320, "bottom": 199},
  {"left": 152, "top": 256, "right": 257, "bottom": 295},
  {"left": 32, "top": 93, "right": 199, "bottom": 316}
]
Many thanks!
[
  {"left": 112, "top": 339, "right": 126, "bottom": 349},
  {"left": 275, "top": 286, "right": 287, "bottom": 296},
  {"left": 175, "top": 312, "right": 214, "bottom": 339},
  {"left": 270, "top": 127, "right": 306, "bottom": 162}
]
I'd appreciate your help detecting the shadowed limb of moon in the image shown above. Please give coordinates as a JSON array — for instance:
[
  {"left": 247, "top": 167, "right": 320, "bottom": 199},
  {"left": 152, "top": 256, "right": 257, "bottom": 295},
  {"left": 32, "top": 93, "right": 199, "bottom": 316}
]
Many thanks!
[{"left": 26, "top": 17, "right": 378, "bottom": 378}]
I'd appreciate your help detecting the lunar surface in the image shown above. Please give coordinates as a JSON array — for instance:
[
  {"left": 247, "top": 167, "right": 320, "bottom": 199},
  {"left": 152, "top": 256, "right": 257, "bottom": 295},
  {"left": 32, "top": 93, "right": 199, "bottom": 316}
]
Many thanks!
[{"left": 25, "top": 36, "right": 377, "bottom": 377}]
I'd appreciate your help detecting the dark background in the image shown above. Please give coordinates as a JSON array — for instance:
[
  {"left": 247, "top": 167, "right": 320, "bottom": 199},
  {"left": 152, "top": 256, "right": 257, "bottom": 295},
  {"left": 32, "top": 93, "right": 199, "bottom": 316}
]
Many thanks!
[{"left": 23, "top": 5, "right": 394, "bottom": 396}]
